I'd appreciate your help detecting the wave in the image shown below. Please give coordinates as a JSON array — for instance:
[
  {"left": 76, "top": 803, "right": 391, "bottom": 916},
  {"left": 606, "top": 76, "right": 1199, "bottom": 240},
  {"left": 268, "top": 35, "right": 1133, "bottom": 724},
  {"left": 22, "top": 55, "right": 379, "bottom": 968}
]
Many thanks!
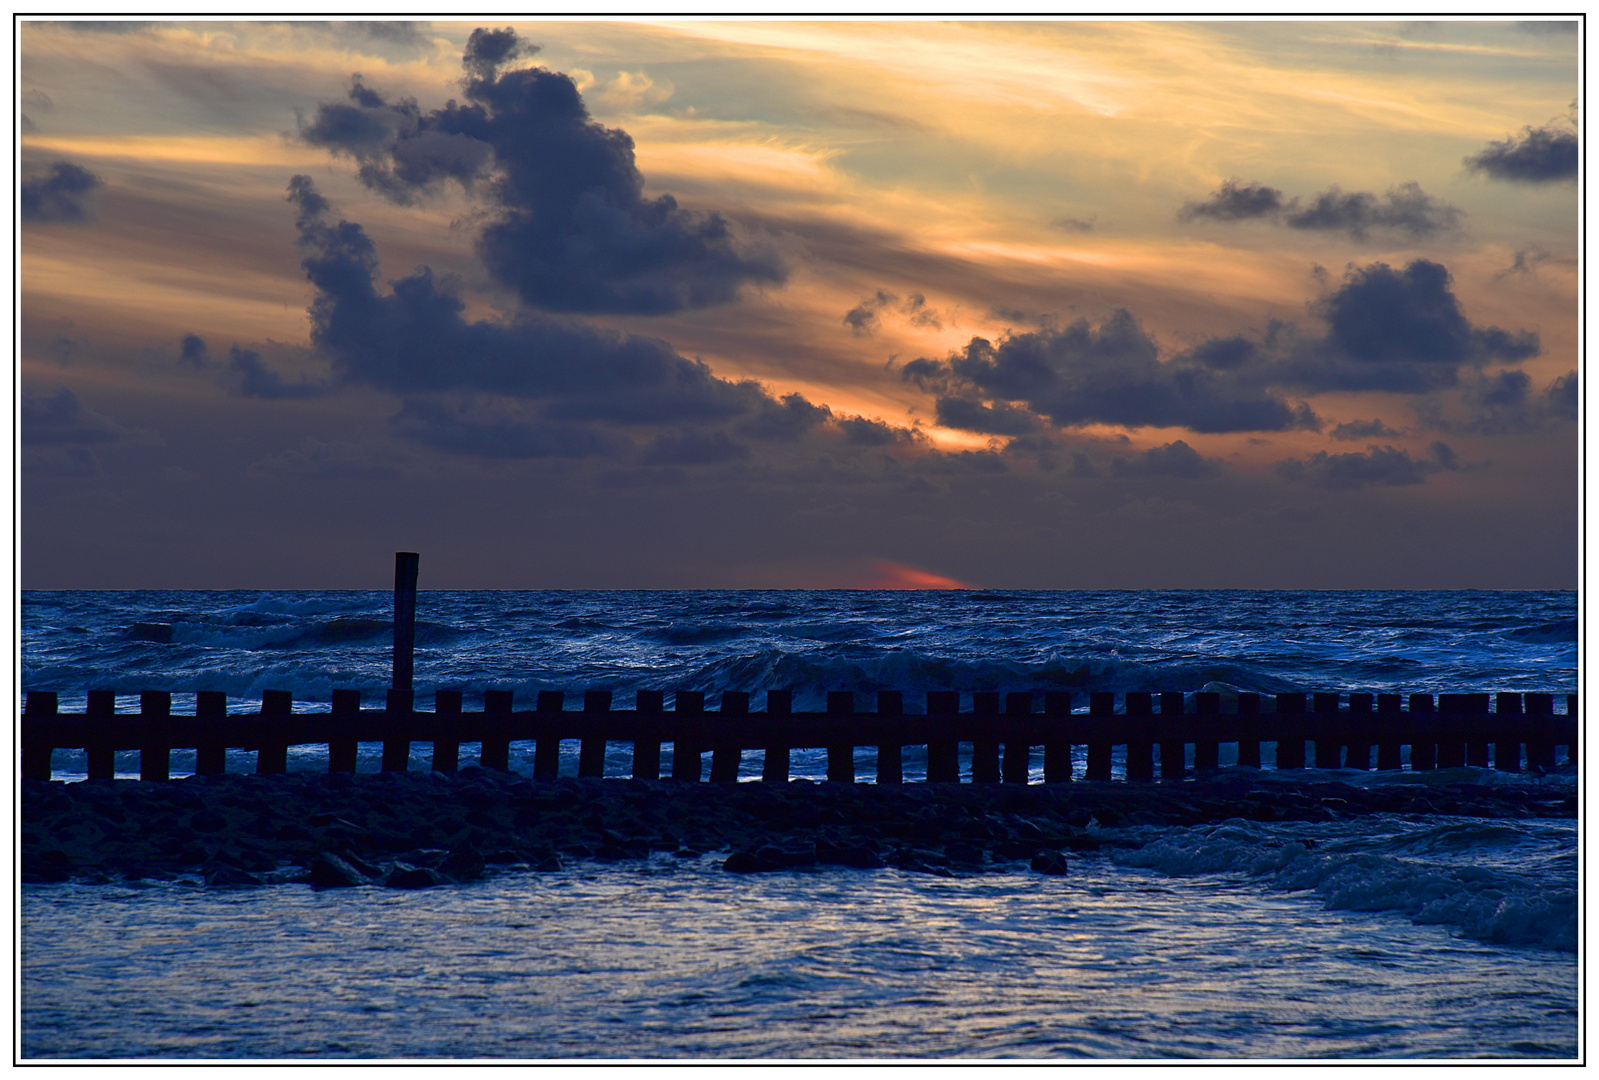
[
  {"left": 1507, "top": 618, "right": 1578, "bottom": 644},
  {"left": 1112, "top": 817, "right": 1576, "bottom": 952}
]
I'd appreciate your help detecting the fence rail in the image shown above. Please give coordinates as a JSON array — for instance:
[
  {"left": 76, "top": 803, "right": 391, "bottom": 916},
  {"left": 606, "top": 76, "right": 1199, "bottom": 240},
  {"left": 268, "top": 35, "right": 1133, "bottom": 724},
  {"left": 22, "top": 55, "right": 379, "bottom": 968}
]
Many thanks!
[{"left": 19, "top": 688, "right": 1578, "bottom": 784}]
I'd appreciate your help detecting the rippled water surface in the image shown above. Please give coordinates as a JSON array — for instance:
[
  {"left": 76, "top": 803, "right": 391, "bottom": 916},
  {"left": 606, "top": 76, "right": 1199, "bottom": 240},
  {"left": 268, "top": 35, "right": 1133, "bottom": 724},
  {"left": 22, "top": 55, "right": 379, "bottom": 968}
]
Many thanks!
[{"left": 22, "top": 842, "right": 1577, "bottom": 1060}]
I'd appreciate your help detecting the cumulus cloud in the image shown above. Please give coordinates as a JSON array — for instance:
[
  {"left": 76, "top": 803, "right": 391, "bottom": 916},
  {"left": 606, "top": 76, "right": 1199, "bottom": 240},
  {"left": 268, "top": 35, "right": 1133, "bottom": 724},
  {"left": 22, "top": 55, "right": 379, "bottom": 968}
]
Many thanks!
[
  {"left": 1179, "top": 179, "right": 1462, "bottom": 239},
  {"left": 1110, "top": 440, "right": 1221, "bottom": 480},
  {"left": 1412, "top": 370, "right": 1579, "bottom": 434},
  {"left": 20, "top": 161, "right": 102, "bottom": 223},
  {"left": 388, "top": 398, "right": 619, "bottom": 459},
  {"left": 21, "top": 388, "right": 126, "bottom": 446},
  {"left": 843, "top": 289, "right": 942, "bottom": 335},
  {"left": 907, "top": 310, "right": 1316, "bottom": 435},
  {"left": 1465, "top": 121, "right": 1578, "bottom": 183},
  {"left": 1274, "top": 442, "right": 1458, "bottom": 490},
  {"left": 227, "top": 346, "right": 328, "bottom": 400},
  {"left": 1331, "top": 418, "right": 1402, "bottom": 441},
  {"left": 299, "top": 27, "right": 785, "bottom": 315}
]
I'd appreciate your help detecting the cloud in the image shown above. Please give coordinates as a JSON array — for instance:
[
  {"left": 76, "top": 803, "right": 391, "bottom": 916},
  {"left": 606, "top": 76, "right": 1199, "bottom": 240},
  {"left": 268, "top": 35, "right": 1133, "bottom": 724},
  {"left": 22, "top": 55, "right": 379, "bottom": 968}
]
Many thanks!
[
  {"left": 1110, "top": 440, "right": 1221, "bottom": 480},
  {"left": 1412, "top": 369, "right": 1579, "bottom": 434},
  {"left": 20, "top": 388, "right": 126, "bottom": 446},
  {"left": 1497, "top": 247, "right": 1555, "bottom": 278},
  {"left": 20, "top": 161, "right": 102, "bottom": 223},
  {"left": 738, "top": 393, "right": 834, "bottom": 441},
  {"left": 1331, "top": 418, "right": 1402, "bottom": 440},
  {"left": 642, "top": 430, "right": 751, "bottom": 465},
  {"left": 1177, "top": 179, "right": 1285, "bottom": 222},
  {"left": 1178, "top": 179, "right": 1462, "bottom": 239},
  {"left": 1051, "top": 215, "right": 1096, "bottom": 232},
  {"left": 178, "top": 334, "right": 212, "bottom": 369},
  {"left": 299, "top": 27, "right": 785, "bottom": 315},
  {"left": 843, "top": 289, "right": 943, "bottom": 336},
  {"left": 227, "top": 346, "right": 329, "bottom": 399},
  {"left": 388, "top": 398, "right": 619, "bottom": 459},
  {"left": 933, "top": 396, "right": 1040, "bottom": 436},
  {"left": 1465, "top": 122, "right": 1578, "bottom": 183},
  {"left": 1274, "top": 442, "right": 1458, "bottom": 490},
  {"left": 1284, "top": 182, "right": 1462, "bottom": 240},
  {"left": 910, "top": 311, "right": 1317, "bottom": 434}
]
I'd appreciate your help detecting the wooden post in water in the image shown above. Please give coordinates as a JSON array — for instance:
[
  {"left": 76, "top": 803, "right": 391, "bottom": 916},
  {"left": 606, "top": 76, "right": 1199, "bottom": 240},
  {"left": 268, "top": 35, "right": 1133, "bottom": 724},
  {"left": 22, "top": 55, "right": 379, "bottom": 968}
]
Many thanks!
[
  {"left": 1494, "top": 692, "right": 1523, "bottom": 772},
  {"left": 761, "top": 690, "right": 791, "bottom": 782},
  {"left": 87, "top": 690, "right": 116, "bottom": 780},
  {"left": 1408, "top": 694, "right": 1436, "bottom": 770},
  {"left": 1236, "top": 692, "right": 1261, "bottom": 768},
  {"left": 196, "top": 691, "right": 227, "bottom": 775},
  {"left": 1159, "top": 692, "right": 1185, "bottom": 780},
  {"left": 382, "top": 688, "right": 413, "bottom": 772},
  {"left": 1001, "top": 692, "right": 1032, "bottom": 784},
  {"left": 140, "top": 691, "right": 172, "bottom": 781},
  {"left": 671, "top": 691, "right": 704, "bottom": 781},
  {"left": 1086, "top": 692, "right": 1114, "bottom": 780},
  {"left": 633, "top": 690, "right": 664, "bottom": 780},
  {"left": 1524, "top": 693, "right": 1555, "bottom": 770},
  {"left": 1125, "top": 692, "right": 1154, "bottom": 781},
  {"left": 330, "top": 689, "right": 361, "bottom": 773},
  {"left": 1312, "top": 693, "right": 1341, "bottom": 769},
  {"left": 392, "top": 551, "right": 419, "bottom": 693},
  {"left": 1043, "top": 692, "right": 1072, "bottom": 783},
  {"left": 1275, "top": 693, "right": 1306, "bottom": 769},
  {"left": 876, "top": 690, "right": 903, "bottom": 785},
  {"left": 1435, "top": 694, "right": 1466, "bottom": 768},
  {"left": 480, "top": 689, "right": 513, "bottom": 772},
  {"left": 1375, "top": 694, "right": 1403, "bottom": 770},
  {"left": 22, "top": 691, "right": 57, "bottom": 781},
  {"left": 534, "top": 691, "right": 563, "bottom": 778},
  {"left": 1344, "top": 693, "right": 1372, "bottom": 770},
  {"left": 1193, "top": 692, "right": 1220, "bottom": 773},
  {"left": 971, "top": 692, "right": 1001, "bottom": 783},
  {"left": 433, "top": 689, "right": 463, "bottom": 773},
  {"left": 709, "top": 692, "right": 747, "bottom": 782},
  {"left": 826, "top": 691, "right": 855, "bottom": 783},
  {"left": 926, "top": 691, "right": 960, "bottom": 782},
  {"left": 258, "top": 690, "right": 291, "bottom": 774},
  {"left": 579, "top": 691, "right": 610, "bottom": 778},
  {"left": 1463, "top": 693, "right": 1490, "bottom": 768}
]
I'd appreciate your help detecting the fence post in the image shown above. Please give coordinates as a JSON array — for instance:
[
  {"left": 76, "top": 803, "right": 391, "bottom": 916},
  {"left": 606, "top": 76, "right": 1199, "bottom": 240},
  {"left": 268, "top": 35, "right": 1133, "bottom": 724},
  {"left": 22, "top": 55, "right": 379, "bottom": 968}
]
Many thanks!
[
  {"left": 1275, "top": 693, "right": 1306, "bottom": 769},
  {"left": 535, "top": 691, "right": 563, "bottom": 778},
  {"left": 970, "top": 692, "right": 1000, "bottom": 783},
  {"left": 1435, "top": 694, "right": 1466, "bottom": 768},
  {"left": 709, "top": 692, "right": 747, "bottom": 782},
  {"left": 826, "top": 691, "right": 855, "bottom": 783},
  {"left": 1312, "top": 692, "right": 1341, "bottom": 769},
  {"left": 671, "top": 691, "right": 704, "bottom": 782},
  {"left": 330, "top": 689, "right": 361, "bottom": 773},
  {"left": 1345, "top": 693, "right": 1372, "bottom": 770},
  {"left": 1409, "top": 694, "right": 1436, "bottom": 770},
  {"left": 579, "top": 690, "right": 610, "bottom": 778},
  {"left": 762, "top": 690, "right": 791, "bottom": 783},
  {"left": 1493, "top": 692, "right": 1523, "bottom": 772},
  {"left": 140, "top": 691, "right": 172, "bottom": 781},
  {"left": 1375, "top": 694, "right": 1403, "bottom": 770},
  {"left": 926, "top": 692, "right": 960, "bottom": 782},
  {"left": 258, "top": 690, "right": 291, "bottom": 774},
  {"left": 1159, "top": 691, "right": 1185, "bottom": 779},
  {"left": 1125, "top": 693, "right": 1154, "bottom": 781},
  {"left": 1002, "top": 692, "right": 1032, "bottom": 784},
  {"left": 1236, "top": 692, "right": 1261, "bottom": 768},
  {"left": 87, "top": 690, "right": 116, "bottom": 779},
  {"left": 196, "top": 691, "right": 228, "bottom": 775},
  {"left": 22, "top": 691, "right": 57, "bottom": 781},
  {"left": 634, "top": 690, "right": 664, "bottom": 780},
  {"left": 1086, "top": 692, "right": 1114, "bottom": 780},
  {"left": 1043, "top": 691, "right": 1072, "bottom": 782},
  {"left": 1192, "top": 692, "right": 1220, "bottom": 773},
  {"left": 433, "top": 689, "right": 463, "bottom": 773},
  {"left": 876, "top": 691, "right": 903, "bottom": 785},
  {"left": 382, "top": 688, "right": 413, "bottom": 772},
  {"left": 1524, "top": 693, "right": 1555, "bottom": 770}
]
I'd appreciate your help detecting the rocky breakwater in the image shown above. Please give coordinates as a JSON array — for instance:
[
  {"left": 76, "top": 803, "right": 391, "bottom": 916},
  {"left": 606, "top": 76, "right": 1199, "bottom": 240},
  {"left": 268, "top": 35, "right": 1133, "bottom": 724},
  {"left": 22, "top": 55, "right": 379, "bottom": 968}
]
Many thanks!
[{"left": 20, "top": 767, "right": 1576, "bottom": 890}]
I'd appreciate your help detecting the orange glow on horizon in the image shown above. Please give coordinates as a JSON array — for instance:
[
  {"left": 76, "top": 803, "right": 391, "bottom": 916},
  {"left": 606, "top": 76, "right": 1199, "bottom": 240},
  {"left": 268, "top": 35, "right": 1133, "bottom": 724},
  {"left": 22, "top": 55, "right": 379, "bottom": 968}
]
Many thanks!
[{"left": 855, "top": 560, "right": 972, "bottom": 590}]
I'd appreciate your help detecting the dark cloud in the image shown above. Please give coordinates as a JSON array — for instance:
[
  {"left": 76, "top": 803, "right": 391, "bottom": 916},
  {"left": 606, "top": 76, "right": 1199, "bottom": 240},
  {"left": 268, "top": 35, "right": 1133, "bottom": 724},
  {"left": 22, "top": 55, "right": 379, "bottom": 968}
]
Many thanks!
[
  {"left": 1051, "top": 215, "right": 1096, "bottom": 232},
  {"left": 22, "top": 89, "right": 54, "bottom": 111},
  {"left": 178, "top": 334, "right": 212, "bottom": 369},
  {"left": 1413, "top": 370, "right": 1579, "bottom": 434},
  {"left": 1497, "top": 247, "right": 1554, "bottom": 278},
  {"left": 21, "top": 114, "right": 38, "bottom": 133},
  {"left": 839, "top": 416, "right": 919, "bottom": 447},
  {"left": 1274, "top": 442, "right": 1457, "bottom": 490},
  {"left": 642, "top": 430, "right": 751, "bottom": 466},
  {"left": 932, "top": 397, "right": 1039, "bottom": 436},
  {"left": 1178, "top": 179, "right": 1285, "bottom": 222},
  {"left": 739, "top": 393, "right": 834, "bottom": 441},
  {"left": 910, "top": 311, "right": 1317, "bottom": 435},
  {"left": 1331, "top": 418, "right": 1401, "bottom": 441},
  {"left": 1110, "top": 440, "right": 1221, "bottom": 480},
  {"left": 1516, "top": 20, "right": 1578, "bottom": 33},
  {"left": 388, "top": 399, "right": 618, "bottom": 459},
  {"left": 1311, "top": 260, "right": 1538, "bottom": 384},
  {"left": 228, "top": 346, "right": 328, "bottom": 400},
  {"left": 1179, "top": 179, "right": 1461, "bottom": 239},
  {"left": 299, "top": 28, "right": 785, "bottom": 315},
  {"left": 843, "top": 289, "right": 942, "bottom": 336},
  {"left": 21, "top": 388, "right": 125, "bottom": 446},
  {"left": 1284, "top": 182, "right": 1461, "bottom": 240},
  {"left": 20, "top": 161, "right": 102, "bottom": 223},
  {"left": 1465, "top": 122, "right": 1578, "bottom": 183}
]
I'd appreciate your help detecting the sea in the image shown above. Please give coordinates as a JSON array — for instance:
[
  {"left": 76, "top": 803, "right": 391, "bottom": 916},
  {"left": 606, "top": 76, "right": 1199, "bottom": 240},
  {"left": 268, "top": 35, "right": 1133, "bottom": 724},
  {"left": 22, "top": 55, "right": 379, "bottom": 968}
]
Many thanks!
[{"left": 19, "top": 589, "right": 1581, "bottom": 1060}]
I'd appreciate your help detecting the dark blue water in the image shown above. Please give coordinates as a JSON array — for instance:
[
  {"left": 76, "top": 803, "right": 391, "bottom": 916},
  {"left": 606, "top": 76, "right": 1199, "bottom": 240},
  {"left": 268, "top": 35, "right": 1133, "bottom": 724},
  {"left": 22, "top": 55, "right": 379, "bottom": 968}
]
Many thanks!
[{"left": 20, "top": 591, "right": 1579, "bottom": 1059}]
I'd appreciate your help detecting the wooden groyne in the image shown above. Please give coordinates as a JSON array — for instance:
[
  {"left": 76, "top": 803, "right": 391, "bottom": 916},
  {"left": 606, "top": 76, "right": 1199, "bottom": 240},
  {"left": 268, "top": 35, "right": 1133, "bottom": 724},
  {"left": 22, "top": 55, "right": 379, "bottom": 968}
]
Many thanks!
[{"left": 20, "top": 687, "right": 1578, "bottom": 784}]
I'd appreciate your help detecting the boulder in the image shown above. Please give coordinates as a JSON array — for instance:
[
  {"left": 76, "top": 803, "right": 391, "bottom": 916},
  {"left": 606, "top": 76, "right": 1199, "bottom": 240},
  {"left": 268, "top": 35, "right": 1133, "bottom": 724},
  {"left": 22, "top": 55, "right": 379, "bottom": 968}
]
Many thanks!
[
  {"left": 308, "top": 851, "right": 371, "bottom": 889},
  {"left": 385, "top": 862, "right": 444, "bottom": 889},
  {"left": 1030, "top": 850, "right": 1069, "bottom": 876}
]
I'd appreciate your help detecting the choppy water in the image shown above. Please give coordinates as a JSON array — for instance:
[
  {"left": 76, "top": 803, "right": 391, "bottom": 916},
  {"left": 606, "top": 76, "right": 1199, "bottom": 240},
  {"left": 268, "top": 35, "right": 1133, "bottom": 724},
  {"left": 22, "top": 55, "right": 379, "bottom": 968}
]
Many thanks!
[{"left": 19, "top": 590, "right": 1580, "bottom": 1059}]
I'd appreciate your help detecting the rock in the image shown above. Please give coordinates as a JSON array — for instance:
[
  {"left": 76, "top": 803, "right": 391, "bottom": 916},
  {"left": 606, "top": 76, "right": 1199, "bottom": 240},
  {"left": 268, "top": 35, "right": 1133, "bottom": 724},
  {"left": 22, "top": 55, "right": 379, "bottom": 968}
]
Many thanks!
[
  {"left": 190, "top": 809, "right": 229, "bottom": 833},
  {"left": 385, "top": 863, "right": 444, "bottom": 889},
  {"left": 203, "top": 859, "right": 263, "bottom": 888},
  {"left": 438, "top": 847, "right": 486, "bottom": 882},
  {"left": 1030, "top": 850, "right": 1069, "bottom": 875},
  {"left": 308, "top": 851, "right": 371, "bottom": 889}
]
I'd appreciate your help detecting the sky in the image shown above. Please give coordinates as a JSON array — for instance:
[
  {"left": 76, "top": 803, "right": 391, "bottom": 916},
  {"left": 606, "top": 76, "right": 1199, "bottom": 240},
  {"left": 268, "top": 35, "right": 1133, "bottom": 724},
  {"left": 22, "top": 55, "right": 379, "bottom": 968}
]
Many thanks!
[{"left": 17, "top": 18, "right": 1581, "bottom": 589}]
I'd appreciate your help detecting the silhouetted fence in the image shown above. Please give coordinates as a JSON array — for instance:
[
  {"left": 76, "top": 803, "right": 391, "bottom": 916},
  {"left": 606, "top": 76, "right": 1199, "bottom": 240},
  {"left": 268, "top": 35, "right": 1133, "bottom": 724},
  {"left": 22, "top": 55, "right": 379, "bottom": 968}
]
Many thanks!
[{"left": 20, "top": 688, "right": 1578, "bottom": 784}]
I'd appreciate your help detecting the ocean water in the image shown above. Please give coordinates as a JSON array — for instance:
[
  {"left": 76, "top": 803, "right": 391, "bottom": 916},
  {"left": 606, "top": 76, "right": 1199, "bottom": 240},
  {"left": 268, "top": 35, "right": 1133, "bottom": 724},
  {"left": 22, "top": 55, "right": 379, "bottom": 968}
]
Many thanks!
[{"left": 19, "top": 590, "right": 1580, "bottom": 1059}]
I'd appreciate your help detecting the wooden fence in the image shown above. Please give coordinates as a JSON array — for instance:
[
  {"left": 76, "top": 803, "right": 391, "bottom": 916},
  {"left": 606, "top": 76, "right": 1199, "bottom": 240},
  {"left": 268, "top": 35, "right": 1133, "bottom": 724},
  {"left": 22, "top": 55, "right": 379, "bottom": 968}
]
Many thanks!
[{"left": 19, "top": 688, "right": 1578, "bottom": 784}]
